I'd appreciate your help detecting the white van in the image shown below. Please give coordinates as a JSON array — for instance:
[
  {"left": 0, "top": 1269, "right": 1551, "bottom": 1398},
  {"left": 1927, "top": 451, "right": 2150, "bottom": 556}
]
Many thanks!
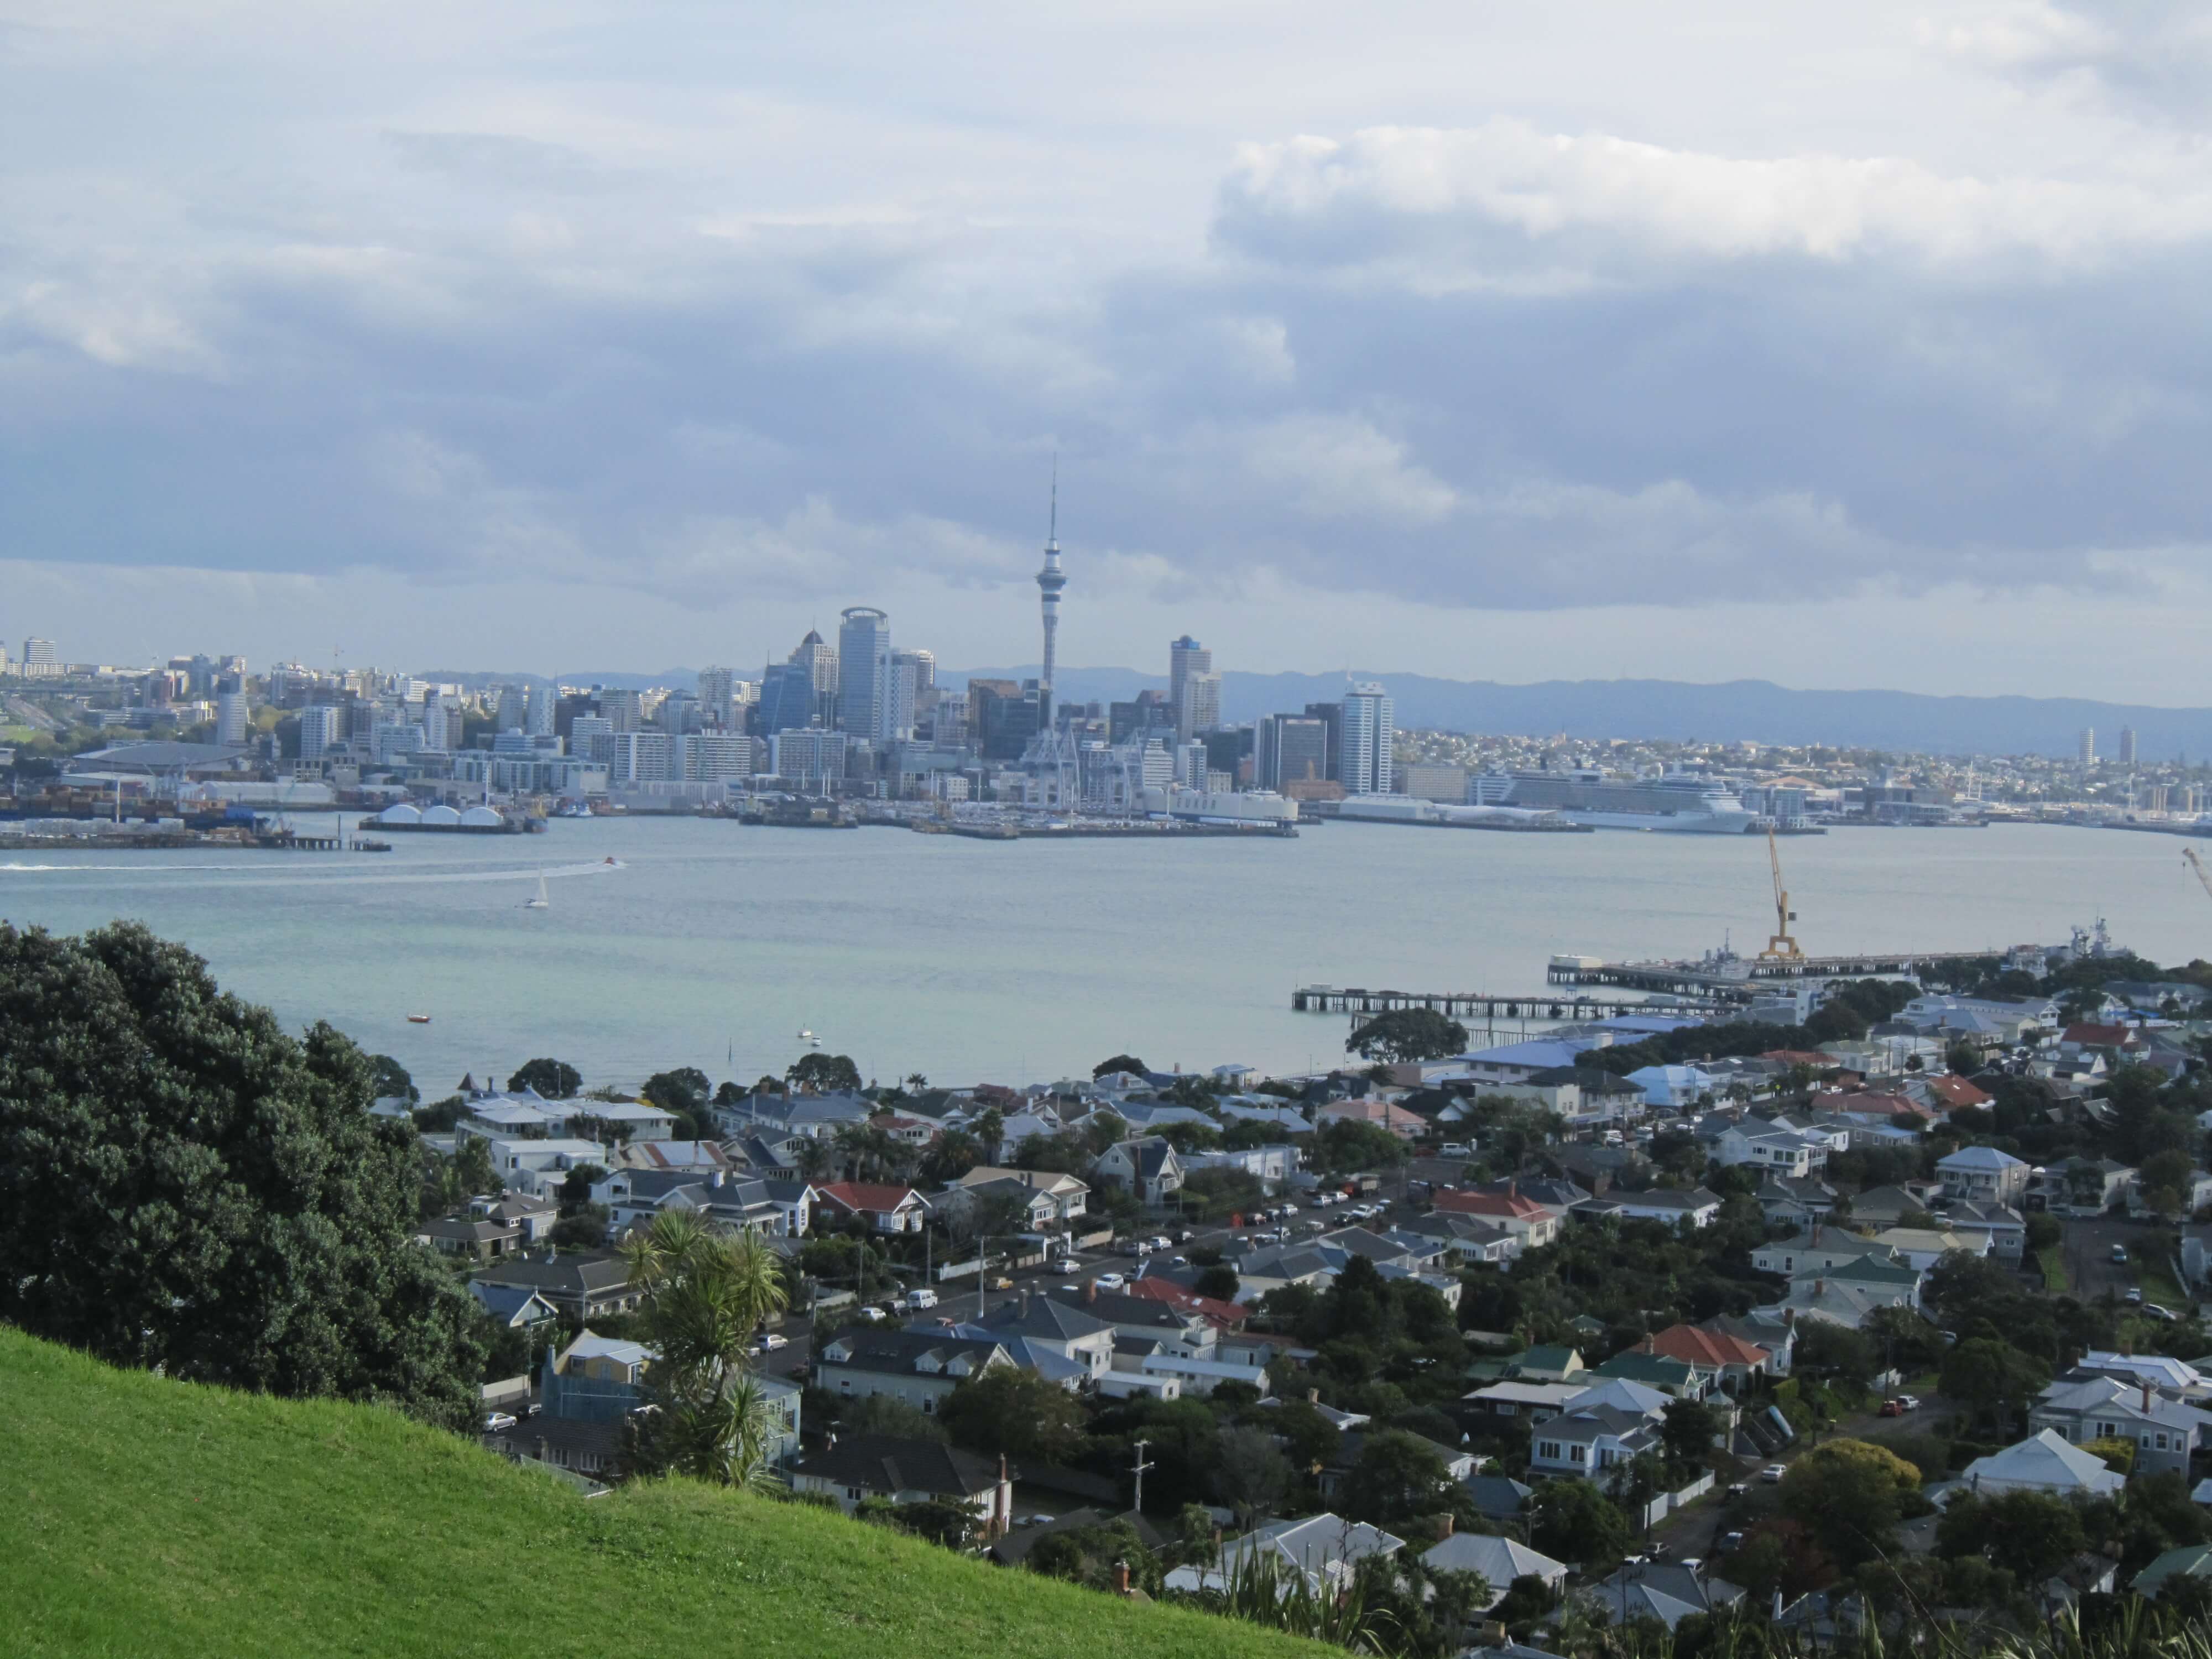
[
  {"left": 1439, "top": 1142, "right": 1471, "bottom": 1157},
  {"left": 905, "top": 1287, "right": 939, "bottom": 1311}
]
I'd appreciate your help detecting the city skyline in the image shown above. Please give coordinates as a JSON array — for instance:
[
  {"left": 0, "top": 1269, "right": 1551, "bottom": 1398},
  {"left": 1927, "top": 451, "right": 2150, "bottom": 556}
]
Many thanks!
[{"left": 9, "top": 6, "right": 2212, "bottom": 702}]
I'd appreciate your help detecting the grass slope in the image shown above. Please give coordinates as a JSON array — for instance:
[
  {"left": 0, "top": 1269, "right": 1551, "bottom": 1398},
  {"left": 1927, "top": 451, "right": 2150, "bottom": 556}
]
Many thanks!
[{"left": 4, "top": 1327, "right": 1321, "bottom": 1659}]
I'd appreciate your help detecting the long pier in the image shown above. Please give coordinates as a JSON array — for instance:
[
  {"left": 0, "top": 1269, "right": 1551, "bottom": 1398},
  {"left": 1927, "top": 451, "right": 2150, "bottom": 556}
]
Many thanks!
[
  {"left": 1548, "top": 948, "right": 1995, "bottom": 1000},
  {"left": 1291, "top": 985, "right": 1724, "bottom": 1021}
]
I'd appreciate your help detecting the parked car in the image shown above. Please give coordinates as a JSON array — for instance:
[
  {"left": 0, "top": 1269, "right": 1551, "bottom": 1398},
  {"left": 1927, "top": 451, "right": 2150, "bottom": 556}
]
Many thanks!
[
  {"left": 2126, "top": 1287, "right": 2145, "bottom": 1305},
  {"left": 1725, "top": 1484, "right": 1748, "bottom": 1500},
  {"left": 1896, "top": 1394, "right": 1921, "bottom": 1411},
  {"left": 1879, "top": 1399, "right": 1905, "bottom": 1417},
  {"left": 1051, "top": 1257, "right": 1078, "bottom": 1274},
  {"left": 1440, "top": 1142, "right": 1471, "bottom": 1157},
  {"left": 2112, "top": 1245, "right": 2130, "bottom": 1264},
  {"left": 751, "top": 1332, "right": 789, "bottom": 1353},
  {"left": 987, "top": 1275, "right": 1014, "bottom": 1291},
  {"left": 1176, "top": 1229, "right": 1194, "bottom": 1242},
  {"left": 1148, "top": 1235, "right": 1172, "bottom": 1251},
  {"left": 483, "top": 1411, "right": 518, "bottom": 1433},
  {"left": 1094, "top": 1272, "right": 1126, "bottom": 1291},
  {"left": 856, "top": 1306, "right": 886, "bottom": 1323},
  {"left": 2145, "top": 1302, "right": 2178, "bottom": 1322},
  {"left": 1760, "top": 1464, "right": 1787, "bottom": 1484},
  {"left": 1720, "top": 1531, "right": 1746, "bottom": 1552}
]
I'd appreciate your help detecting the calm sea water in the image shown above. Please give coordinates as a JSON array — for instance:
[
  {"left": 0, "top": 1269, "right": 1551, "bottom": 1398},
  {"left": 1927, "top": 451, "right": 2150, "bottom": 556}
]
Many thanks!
[{"left": 1, "top": 818, "right": 2201, "bottom": 1094}]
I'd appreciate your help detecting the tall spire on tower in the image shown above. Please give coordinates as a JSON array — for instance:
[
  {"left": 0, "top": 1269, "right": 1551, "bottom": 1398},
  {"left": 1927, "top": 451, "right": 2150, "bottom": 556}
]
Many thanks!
[{"left": 1036, "top": 455, "right": 1067, "bottom": 733}]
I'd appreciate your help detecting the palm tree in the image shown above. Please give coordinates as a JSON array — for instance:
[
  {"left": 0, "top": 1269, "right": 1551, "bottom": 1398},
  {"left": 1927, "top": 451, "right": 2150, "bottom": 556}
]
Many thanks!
[
  {"left": 971, "top": 1107, "right": 1005, "bottom": 1166},
  {"left": 620, "top": 1212, "right": 790, "bottom": 1488},
  {"left": 905, "top": 1072, "right": 928, "bottom": 1092},
  {"left": 791, "top": 1136, "right": 834, "bottom": 1184}
]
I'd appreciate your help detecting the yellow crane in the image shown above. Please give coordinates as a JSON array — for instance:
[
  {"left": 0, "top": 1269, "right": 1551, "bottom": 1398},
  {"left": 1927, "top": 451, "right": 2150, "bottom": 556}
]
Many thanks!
[
  {"left": 2186, "top": 846, "right": 2212, "bottom": 904},
  {"left": 1760, "top": 823, "right": 1803, "bottom": 961}
]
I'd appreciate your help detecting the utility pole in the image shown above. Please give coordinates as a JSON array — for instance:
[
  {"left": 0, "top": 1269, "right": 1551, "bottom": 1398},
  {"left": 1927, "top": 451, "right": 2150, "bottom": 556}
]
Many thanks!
[
  {"left": 978, "top": 1234, "right": 989, "bottom": 1321},
  {"left": 1131, "top": 1437, "right": 1155, "bottom": 1515}
]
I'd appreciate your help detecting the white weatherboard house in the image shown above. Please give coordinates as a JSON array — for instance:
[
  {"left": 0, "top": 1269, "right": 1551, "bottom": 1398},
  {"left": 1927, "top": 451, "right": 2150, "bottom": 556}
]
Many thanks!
[{"left": 1942, "top": 1430, "right": 2126, "bottom": 1501}]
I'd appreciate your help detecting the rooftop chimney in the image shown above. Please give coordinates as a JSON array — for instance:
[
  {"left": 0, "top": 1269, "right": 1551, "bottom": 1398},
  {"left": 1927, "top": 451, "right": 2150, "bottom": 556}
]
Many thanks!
[
  {"left": 2143, "top": 1381, "right": 2154, "bottom": 1413},
  {"left": 1308, "top": 1387, "right": 1319, "bottom": 1404},
  {"left": 1440, "top": 1512, "right": 1454, "bottom": 1538}
]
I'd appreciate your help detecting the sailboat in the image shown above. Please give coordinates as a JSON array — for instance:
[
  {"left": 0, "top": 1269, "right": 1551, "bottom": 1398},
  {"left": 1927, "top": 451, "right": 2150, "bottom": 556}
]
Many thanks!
[{"left": 524, "top": 871, "right": 550, "bottom": 910}]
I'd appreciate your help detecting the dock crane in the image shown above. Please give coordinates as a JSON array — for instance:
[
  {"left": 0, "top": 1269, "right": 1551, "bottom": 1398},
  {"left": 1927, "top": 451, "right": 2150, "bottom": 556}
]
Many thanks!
[
  {"left": 1759, "top": 823, "right": 1803, "bottom": 961},
  {"left": 2186, "top": 846, "right": 2212, "bottom": 905}
]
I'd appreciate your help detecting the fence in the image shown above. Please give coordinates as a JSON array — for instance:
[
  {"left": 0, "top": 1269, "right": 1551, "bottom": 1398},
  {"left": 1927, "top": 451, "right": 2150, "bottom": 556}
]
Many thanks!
[{"left": 1628, "top": 1472, "right": 1715, "bottom": 1531}]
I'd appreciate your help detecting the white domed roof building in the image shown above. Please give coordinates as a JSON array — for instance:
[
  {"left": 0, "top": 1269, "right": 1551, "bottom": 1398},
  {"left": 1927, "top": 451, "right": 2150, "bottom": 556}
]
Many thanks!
[{"left": 377, "top": 803, "right": 423, "bottom": 826}]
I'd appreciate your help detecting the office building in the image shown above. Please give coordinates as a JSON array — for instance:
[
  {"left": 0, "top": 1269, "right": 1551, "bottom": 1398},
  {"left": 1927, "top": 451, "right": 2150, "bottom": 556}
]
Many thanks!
[
  {"left": 1173, "top": 740, "right": 1209, "bottom": 787},
  {"left": 837, "top": 607, "right": 891, "bottom": 740},
  {"left": 20, "top": 637, "right": 59, "bottom": 679},
  {"left": 1256, "top": 715, "right": 1330, "bottom": 792},
  {"left": 756, "top": 661, "right": 817, "bottom": 734},
  {"left": 299, "top": 705, "right": 343, "bottom": 761},
  {"left": 2119, "top": 726, "right": 2138, "bottom": 766},
  {"left": 599, "top": 688, "right": 642, "bottom": 735},
  {"left": 612, "top": 732, "right": 681, "bottom": 784},
  {"left": 1110, "top": 691, "right": 1176, "bottom": 747},
  {"left": 495, "top": 685, "right": 525, "bottom": 731},
  {"left": 1401, "top": 764, "right": 1469, "bottom": 804},
  {"left": 886, "top": 651, "right": 921, "bottom": 743},
  {"left": 972, "top": 679, "right": 1040, "bottom": 762},
  {"left": 697, "top": 666, "right": 736, "bottom": 729},
  {"left": 1168, "top": 635, "right": 1212, "bottom": 740},
  {"left": 1340, "top": 683, "right": 1395, "bottom": 796},
  {"left": 687, "top": 733, "right": 761, "bottom": 781},
  {"left": 2078, "top": 728, "right": 2096, "bottom": 766},
  {"left": 569, "top": 715, "right": 615, "bottom": 766},
  {"left": 525, "top": 685, "right": 555, "bottom": 738}
]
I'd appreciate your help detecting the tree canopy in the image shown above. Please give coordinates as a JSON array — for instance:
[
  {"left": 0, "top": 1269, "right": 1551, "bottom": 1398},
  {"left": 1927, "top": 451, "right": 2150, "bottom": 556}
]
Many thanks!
[
  {"left": 1345, "top": 1008, "right": 1469, "bottom": 1065},
  {"left": 1093, "top": 1053, "right": 1150, "bottom": 1079},
  {"left": 787, "top": 1052, "right": 863, "bottom": 1094},
  {"left": 1779, "top": 1438, "right": 1923, "bottom": 1564},
  {"left": 507, "top": 1057, "right": 581, "bottom": 1099},
  {"left": 0, "top": 922, "right": 486, "bottom": 1430}
]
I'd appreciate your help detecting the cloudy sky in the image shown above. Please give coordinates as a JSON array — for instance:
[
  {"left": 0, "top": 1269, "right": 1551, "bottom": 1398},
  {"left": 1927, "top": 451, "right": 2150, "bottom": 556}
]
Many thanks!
[{"left": 4, "top": 1, "right": 2211, "bottom": 698}]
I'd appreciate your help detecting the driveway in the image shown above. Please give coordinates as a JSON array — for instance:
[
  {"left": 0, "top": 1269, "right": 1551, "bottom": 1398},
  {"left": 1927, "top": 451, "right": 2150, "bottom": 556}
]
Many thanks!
[{"left": 2062, "top": 1215, "right": 2149, "bottom": 1303}]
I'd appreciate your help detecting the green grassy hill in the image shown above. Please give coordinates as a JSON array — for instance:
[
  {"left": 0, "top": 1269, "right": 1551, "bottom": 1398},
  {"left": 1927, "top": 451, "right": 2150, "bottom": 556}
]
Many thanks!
[{"left": 3, "top": 1327, "right": 1321, "bottom": 1659}]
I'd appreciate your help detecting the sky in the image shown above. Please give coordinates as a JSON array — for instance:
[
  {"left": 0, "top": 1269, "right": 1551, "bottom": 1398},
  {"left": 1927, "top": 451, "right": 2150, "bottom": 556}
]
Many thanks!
[{"left": 5, "top": 1, "right": 2212, "bottom": 700}]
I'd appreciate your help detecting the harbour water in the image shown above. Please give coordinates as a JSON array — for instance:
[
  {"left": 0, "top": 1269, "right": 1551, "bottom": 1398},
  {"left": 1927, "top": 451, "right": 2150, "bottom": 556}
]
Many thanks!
[{"left": 2, "top": 818, "right": 2204, "bottom": 1093}]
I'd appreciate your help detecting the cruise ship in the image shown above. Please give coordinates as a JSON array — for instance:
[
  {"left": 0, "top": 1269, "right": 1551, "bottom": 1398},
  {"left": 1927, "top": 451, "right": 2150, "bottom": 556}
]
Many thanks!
[{"left": 1473, "top": 769, "right": 1771, "bottom": 833}]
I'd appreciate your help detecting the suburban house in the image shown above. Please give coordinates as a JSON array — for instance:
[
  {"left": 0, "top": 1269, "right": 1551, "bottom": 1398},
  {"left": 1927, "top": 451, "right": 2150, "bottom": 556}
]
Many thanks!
[
  {"left": 1932, "top": 1198, "right": 2028, "bottom": 1262},
  {"left": 1647, "top": 1324, "right": 1774, "bottom": 1392},
  {"left": 468, "top": 1282, "right": 559, "bottom": 1335},
  {"left": 484, "top": 1136, "right": 620, "bottom": 1197},
  {"left": 1446, "top": 1038, "right": 1607, "bottom": 1090},
  {"left": 936, "top": 1175, "right": 1073, "bottom": 1234},
  {"left": 1938, "top": 1430, "right": 2126, "bottom": 1501},
  {"left": 469, "top": 1251, "right": 639, "bottom": 1322},
  {"left": 1712, "top": 1116, "right": 1838, "bottom": 1177},
  {"left": 1530, "top": 1403, "right": 1663, "bottom": 1480},
  {"left": 1757, "top": 1275, "right": 1911, "bottom": 1331},
  {"left": 1705, "top": 1311, "right": 1795, "bottom": 1377},
  {"left": 1433, "top": 1184, "right": 1561, "bottom": 1248},
  {"left": 1401, "top": 1209, "right": 1519, "bottom": 1264},
  {"left": 1463, "top": 1379, "right": 1593, "bottom": 1421},
  {"left": 1420, "top": 1527, "right": 1569, "bottom": 1612},
  {"left": 945, "top": 1165, "right": 1091, "bottom": 1222},
  {"left": 812, "top": 1327, "right": 1016, "bottom": 1412},
  {"left": 1092, "top": 1137, "right": 1186, "bottom": 1206},
  {"left": 418, "top": 1214, "right": 526, "bottom": 1262},
  {"left": 1757, "top": 1177, "right": 1840, "bottom": 1229},
  {"left": 1512, "top": 1345, "right": 1586, "bottom": 1383},
  {"left": 599, "top": 1169, "right": 812, "bottom": 1238},
  {"left": 1936, "top": 1145, "right": 2032, "bottom": 1207},
  {"left": 789, "top": 1433, "right": 1012, "bottom": 1532},
  {"left": 2135, "top": 1546, "right": 2212, "bottom": 1601},
  {"left": 1572, "top": 1188, "right": 1724, "bottom": 1230},
  {"left": 963, "top": 1293, "right": 1118, "bottom": 1383},
  {"left": 1583, "top": 1563, "right": 1747, "bottom": 1631},
  {"left": 2031, "top": 1377, "right": 2212, "bottom": 1477},
  {"left": 1625, "top": 1064, "right": 1718, "bottom": 1110},
  {"left": 1751, "top": 1226, "right": 1899, "bottom": 1279},
  {"left": 1052, "top": 1287, "right": 1220, "bottom": 1360},
  {"left": 1313, "top": 1098, "right": 1428, "bottom": 1138},
  {"left": 1163, "top": 1515, "right": 1406, "bottom": 1597},
  {"left": 1870, "top": 1226, "right": 1989, "bottom": 1271},
  {"left": 812, "top": 1181, "right": 931, "bottom": 1233}
]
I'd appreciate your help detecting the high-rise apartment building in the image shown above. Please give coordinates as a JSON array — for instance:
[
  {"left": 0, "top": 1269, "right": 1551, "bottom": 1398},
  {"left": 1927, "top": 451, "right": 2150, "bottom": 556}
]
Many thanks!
[
  {"left": 20, "top": 637, "right": 59, "bottom": 679},
  {"left": 697, "top": 666, "right": 735, "bottom": 729},
  {"left": 216, "top": 680, "right": 249, "bottom": 745},
  {"left": 2119, "top": 726, "right": 2138, "bottom": 765},
  {"left": 1340, "top": 683, "right": 1395, "bottom": 795},
  {"left": 889, "top": 650, "right": 932, "bottom": 743},
  {"left": 1179, "top": 671, "right": 1220, "bottom": 739},
  {"left": 2078, "top": 727, "right": 2096, "bottom": 765},
  {"left": 1168, "top": 635, "right": 1212, "bottom": 740},
  {"left": 525, "top": 685, "right": 556, "bottom": 738},
  {"left": 569, "top": 714, "right": 614, "bottom": 765},
  {"left": 837, "top": 607, "right": 891, "bottom": 739}
]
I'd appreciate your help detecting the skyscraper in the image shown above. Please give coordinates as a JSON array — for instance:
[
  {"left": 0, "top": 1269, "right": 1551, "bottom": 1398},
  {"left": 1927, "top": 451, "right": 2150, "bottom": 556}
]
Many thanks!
[
  {"left": 697, "top": 666, "right": 735, "bottom": 729},
  {"left": 2079, "top": 727, "right": 2097, "bottom": 765},
  {"left": 524, "top": 685, "right": 555, "bottom": 738},
  {"left": 1037, "top": 478, "right": 1066, "bottom": 731},
  {"left": 756, "top": 661, "right": 817, "bottom": 734},
  {"left": 2119, "top": 726, "right": 2138, "bottom": 765},
  {"left": 838, "top": 607, "right": 891, "bottom": 740},
  {"left": 1169, "top": 635, "right": 1213, "bottom": 740},
  {"left": 1256, "top": 714, "right": 1329, "bottom": 791},
  {"left": 1340, "top": 682, "right": 1395, "bottom": 795}
]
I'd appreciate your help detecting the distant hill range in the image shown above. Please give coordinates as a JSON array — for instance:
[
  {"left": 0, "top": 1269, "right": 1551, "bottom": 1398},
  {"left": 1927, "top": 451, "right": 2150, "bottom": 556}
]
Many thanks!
[{"left": 421, "top": 664, "right": 2212, "bottom": 760}]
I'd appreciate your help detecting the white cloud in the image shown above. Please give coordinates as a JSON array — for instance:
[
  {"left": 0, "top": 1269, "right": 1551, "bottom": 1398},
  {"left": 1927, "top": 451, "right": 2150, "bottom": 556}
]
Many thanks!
[{"left": 1218, "top": 118, "right": 2212, "bottom": 274}]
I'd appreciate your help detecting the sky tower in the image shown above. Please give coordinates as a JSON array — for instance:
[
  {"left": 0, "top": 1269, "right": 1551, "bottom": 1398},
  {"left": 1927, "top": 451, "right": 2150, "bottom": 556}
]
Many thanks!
[{"left": 1036, "top": 465, "right": 1066, "bottom": 729}]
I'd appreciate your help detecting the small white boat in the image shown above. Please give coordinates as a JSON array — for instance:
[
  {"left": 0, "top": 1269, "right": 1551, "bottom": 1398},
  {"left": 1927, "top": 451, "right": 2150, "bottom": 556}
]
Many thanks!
[
  {"left": 407, "top": 1014, "right": 432, "bottom": 1025},
  {"left": 524, "top": 871, "right": 550, "bottom": 910},
  {"left": 796, "top": 1027, "right": 813, "bottom": 1040}
]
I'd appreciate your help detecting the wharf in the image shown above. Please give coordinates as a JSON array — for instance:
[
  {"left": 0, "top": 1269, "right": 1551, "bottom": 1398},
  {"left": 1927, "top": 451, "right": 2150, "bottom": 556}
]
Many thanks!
[
  {"left": 1291, "top": 985, "right": 1722, "bottom": 1020},
  {"left": 1548, "top": 948, "right": 1994, "bottom": 1001}
]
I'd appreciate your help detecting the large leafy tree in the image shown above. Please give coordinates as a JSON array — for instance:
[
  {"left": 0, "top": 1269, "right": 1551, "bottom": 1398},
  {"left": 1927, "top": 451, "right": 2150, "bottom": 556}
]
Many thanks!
[
  {"left": 1778, "top": 1438, "right": 1923, "bottom": 1564},
  {"left": 0, "top": 922, "right": 485, "bottom": 1428},
  {"left": 937, "top": 1366, "right": 1088, "bottom": 1465},
  {"left": 507, "top": 1057, "right": 582, "bottom": 1098},
  {"left": 787, "top": 1052, "right": 862, "bottom": 1094},
  {"left": 1345, "top": 1008, "right": 1469, "bottom": 1065},
  {"left": 1339, "top": 1428, "right": 1458, "bottom": 1527}
]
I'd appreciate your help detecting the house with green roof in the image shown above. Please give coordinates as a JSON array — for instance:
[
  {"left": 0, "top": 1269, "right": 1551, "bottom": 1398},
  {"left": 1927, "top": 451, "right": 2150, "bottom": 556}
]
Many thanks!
[
  {"left": 1590, "top": 1347, "right": 1709, "bottom": 1400},
  {"left": 1511, "top": 1345, "right": 1585, "bottom": 1383},
  {"left": 2133, "top": 1543, "right": 2212, "bottom": 1599},
  {"left": 1803, "top": 1251, "right": 1924, "bottom": 1310}
]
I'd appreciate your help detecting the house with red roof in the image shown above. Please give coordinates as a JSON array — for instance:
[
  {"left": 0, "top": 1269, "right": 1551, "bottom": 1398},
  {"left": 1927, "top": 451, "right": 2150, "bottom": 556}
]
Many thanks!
[
  {"left": 1433, "top": 1182, "right": 1559, "bottom": 1248},
  {"left": 1907, "top": 1076, "right": 1990, "bottom": 1115},
  {"left": 1124, "top": 1275, "right": 1250, "bottom": 1330},
  {"left": 1645, "top": 1323, "right": 1775, "bottom": 1392},
  {"left": 812, "top": 1181, "right": 932, "bottom": 1233},
  {"left": 1314, "top": 1098, "right": 1427, "bottom": 1139}
]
